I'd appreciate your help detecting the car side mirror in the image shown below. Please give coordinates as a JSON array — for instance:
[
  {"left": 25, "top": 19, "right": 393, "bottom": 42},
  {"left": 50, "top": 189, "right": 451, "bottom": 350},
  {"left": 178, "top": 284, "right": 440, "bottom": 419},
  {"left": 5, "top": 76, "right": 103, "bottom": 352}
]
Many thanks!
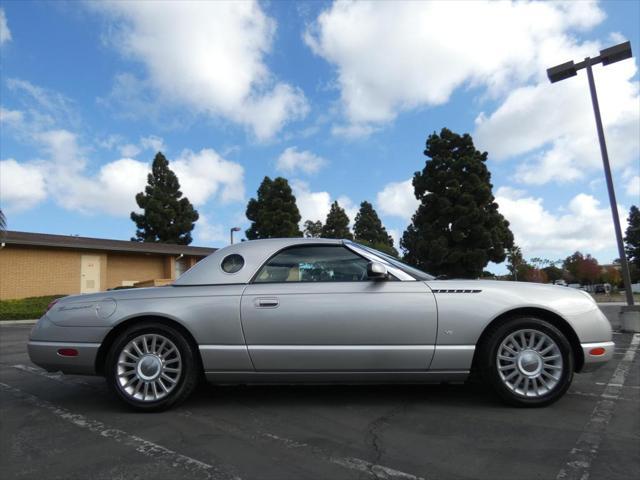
[{"left": 367, "top": 261, "right": 388, "bottom": 280}]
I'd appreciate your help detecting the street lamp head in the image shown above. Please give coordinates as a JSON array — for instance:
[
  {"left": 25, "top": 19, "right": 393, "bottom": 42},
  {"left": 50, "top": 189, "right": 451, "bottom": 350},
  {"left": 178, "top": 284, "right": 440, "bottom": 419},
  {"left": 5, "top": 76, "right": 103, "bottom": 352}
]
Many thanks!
[
  {"left": 547, "top": 60, "right": 577, "bottom": 83},
  {"left": 230, "top": 227, "right": 241, "bottom": 232},
  {"left": 600, "top": 41, "right": 632, "bottom": 66}
]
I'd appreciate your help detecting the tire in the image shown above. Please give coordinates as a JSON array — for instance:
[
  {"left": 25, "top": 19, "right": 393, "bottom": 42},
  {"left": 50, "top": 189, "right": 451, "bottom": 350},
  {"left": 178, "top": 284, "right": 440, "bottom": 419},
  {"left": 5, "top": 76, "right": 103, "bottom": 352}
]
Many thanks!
[
  {"left": 105, "top": 322, "right": 199, "bottom": 411},
  {"left": 478, "top": 316, "right": 574, "bottom": 407}
]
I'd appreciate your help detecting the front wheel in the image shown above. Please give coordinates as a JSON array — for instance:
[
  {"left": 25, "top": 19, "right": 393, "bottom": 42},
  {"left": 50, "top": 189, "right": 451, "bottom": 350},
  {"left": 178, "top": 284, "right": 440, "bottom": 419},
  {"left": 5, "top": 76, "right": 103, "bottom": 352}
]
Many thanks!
[
  {"left": 478, "top": 317, "right": 574, "bottom": 407},
  {"left": 105, "top": 322, "right": 199, "bottom": 411}
]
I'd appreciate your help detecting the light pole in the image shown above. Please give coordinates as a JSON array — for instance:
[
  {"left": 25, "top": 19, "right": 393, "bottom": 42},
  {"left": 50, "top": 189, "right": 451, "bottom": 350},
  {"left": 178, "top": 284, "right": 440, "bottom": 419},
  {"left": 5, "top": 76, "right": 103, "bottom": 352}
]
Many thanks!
[
  {"left": 547, "top": 41, "right": 634, "bottom": 307},
  {"left": 229, "top": 227, "right": 241, "bottom": 245}
]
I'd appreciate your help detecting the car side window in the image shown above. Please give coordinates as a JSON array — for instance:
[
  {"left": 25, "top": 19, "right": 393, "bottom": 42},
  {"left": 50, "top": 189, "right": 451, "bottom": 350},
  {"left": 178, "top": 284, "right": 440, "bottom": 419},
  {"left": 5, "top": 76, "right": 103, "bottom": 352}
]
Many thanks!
[{"left": 254, "top": 246, "right": 371, "bottom": 283}]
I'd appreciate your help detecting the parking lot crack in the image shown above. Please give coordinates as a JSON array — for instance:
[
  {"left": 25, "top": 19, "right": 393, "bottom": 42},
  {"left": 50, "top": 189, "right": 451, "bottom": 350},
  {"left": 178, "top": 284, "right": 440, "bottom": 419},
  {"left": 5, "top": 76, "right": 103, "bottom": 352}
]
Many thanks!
[{"left": 363, "top": 402, "right": 408, "bottom": 479}]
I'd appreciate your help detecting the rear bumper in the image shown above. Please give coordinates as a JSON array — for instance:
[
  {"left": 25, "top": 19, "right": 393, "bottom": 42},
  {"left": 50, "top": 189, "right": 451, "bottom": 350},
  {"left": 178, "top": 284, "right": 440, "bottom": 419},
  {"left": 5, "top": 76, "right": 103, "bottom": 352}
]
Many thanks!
[
  {"left": 579, "top": 341, "right": 615, "bottom": 372},
  {"left": 27, "top": 341, "right": 100, "bottom": 375}
]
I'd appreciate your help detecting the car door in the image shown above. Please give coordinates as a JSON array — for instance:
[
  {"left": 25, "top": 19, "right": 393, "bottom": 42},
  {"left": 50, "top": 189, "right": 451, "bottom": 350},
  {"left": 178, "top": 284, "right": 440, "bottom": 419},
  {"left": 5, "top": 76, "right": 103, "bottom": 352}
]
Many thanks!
[{"left": 240, "top": 244, "right": 437, "bottom": 371}]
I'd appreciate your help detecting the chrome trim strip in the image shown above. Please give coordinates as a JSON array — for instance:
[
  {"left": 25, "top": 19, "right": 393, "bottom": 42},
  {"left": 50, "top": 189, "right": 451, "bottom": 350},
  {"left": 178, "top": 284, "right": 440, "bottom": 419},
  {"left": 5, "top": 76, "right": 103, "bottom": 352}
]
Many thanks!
[
  {"left": 436, "top": 345, "right": 475, "bottom": 350},
  {"left": 249, "top": 345, "right": 434, "bottom": 350},
  {"left": 199, "top": 345, "right": 247, "bottom": 350},
  {"left": 28, "top": 341, "right": 101, "bottom": 347}
]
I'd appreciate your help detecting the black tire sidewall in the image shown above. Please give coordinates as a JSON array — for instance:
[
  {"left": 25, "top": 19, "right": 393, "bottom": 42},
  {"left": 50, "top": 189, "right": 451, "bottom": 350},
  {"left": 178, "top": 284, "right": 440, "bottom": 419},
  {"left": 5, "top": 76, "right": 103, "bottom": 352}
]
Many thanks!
[
  {"left": 481, "top": 317, "right": 574, "bottom": 407},
  {"left": 105, "top": 322, "right": 198, "bottom": 411}
]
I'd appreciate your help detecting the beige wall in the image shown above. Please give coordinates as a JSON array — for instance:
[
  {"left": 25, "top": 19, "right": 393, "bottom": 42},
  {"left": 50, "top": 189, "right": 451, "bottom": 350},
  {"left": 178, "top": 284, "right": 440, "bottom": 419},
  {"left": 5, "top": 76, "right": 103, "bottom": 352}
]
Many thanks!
[
  {"left": 0, "top": 246, "right": 82, "bottom": 299},
  {"left": 0, "top": 246, "right": 206, "bottom": 300},
  {"left": 105, "top": 253, "right": 168, "bottom": 290}
]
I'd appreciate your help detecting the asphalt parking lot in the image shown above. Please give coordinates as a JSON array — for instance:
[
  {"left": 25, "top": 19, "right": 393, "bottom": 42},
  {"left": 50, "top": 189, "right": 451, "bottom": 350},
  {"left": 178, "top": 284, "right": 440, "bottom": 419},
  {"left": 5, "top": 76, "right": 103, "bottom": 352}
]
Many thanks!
[{"left": 0, "top": 324, "right": 638, "bottom": 480}]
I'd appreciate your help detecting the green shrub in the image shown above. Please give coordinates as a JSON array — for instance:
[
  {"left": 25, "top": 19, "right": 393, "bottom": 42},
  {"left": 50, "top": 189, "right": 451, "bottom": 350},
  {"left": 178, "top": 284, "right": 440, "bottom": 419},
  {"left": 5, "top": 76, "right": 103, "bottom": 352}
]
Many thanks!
[{"left": 0, "top": 295, "right": 66, "bottom": 320}]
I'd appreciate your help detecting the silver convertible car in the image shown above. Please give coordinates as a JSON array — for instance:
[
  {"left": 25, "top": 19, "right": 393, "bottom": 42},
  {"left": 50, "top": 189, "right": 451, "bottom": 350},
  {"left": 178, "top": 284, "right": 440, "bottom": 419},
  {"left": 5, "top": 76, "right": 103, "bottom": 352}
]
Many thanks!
[{"left": 29, "top": 238, "right": 614, "bottom": 410}]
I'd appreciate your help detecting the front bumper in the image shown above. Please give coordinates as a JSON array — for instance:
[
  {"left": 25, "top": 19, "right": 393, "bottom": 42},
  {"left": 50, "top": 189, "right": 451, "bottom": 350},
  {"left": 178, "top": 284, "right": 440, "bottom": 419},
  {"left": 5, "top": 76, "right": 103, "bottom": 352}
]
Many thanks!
[
  {"left": 579, "top": 341, "right": 615, "bottom": 372},
  {"left": 27, "top": 341, "right": 100, "bottom": 375}
]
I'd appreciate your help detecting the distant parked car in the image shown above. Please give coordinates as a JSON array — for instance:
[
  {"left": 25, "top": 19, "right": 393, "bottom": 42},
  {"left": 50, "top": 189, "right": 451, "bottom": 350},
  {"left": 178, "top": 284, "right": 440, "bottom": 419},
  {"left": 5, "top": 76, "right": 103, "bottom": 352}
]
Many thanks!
[
  {"left": 553, "top": 280, "right": 568, "bottom": 287},
  {"left": 594, "top": 284, "right": 611, "bottom": 294},
  {"left": 28, "top": 238, "right": 614, "bottom": 411}
]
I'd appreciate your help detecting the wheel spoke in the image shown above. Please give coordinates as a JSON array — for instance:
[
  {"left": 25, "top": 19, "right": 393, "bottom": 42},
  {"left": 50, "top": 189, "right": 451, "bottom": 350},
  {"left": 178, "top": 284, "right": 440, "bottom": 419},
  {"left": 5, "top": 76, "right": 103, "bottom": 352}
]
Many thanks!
[
  {"left": 123, "top": 350, "right": 139, "bottom": 361},
  {"left": 132, "top": 341, "right": 144, "bottom": 357},
  {"left": 504, "top": 370, "right": 519, "bottom": 381},
  {"left": 503, "top": 344, "right": 518, "bottom": 356}
]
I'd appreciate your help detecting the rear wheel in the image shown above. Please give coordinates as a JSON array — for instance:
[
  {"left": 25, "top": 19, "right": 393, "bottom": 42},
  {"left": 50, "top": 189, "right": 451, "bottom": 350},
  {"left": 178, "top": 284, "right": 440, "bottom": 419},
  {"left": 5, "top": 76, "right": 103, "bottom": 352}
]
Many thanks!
[
  {"left": 105, "top": 322, "right": 199, "bottom": 411},
  {"left": 478, "top": 317, "right": 574, "bottom": 407}
]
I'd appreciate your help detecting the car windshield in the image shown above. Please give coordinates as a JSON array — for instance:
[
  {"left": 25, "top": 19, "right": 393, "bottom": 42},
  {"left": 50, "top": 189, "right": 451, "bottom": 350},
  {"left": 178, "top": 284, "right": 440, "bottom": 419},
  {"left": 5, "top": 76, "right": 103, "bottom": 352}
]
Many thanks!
[{"left": 350, "top": 242, "right": 435, "bottom": 281}]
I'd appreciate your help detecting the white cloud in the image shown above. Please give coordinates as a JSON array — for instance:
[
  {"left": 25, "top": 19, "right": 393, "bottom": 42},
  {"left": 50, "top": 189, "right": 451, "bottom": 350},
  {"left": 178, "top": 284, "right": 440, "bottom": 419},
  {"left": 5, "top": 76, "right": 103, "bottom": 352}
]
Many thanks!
[
  {"left": 291, "top": 180, "right": 356, "bottom": 227},
  {"left": 306, "top": 0, "right": 604, "bottom": 135},
  {"left": 0, "top": 107, "right": 23, "bottom": 126},
  {"left": 495, "top": 186, "right": 624, "bottom": 255},
  {"left": 194, "top": 214, "right": 228, "bottom": 244},
  {"left": 172, "top": 148, "right": 245, "bottom": 205},
  {"left": 475, "top": 61, "right": 640, "bottom": 184},
  {"left": 0, "top": 159, "right": 47, "bottom": 211},
  {"left": 292, "top": 180, "right": 332, "bottom": 224},
  {"left": 6, "top": 78, "right": 78, "bottom": 127},
  {"left": 276, "top": 147, "right": 327, "bottom": 175},
  {"left": 119, "top": 143, "right": 141, "bottom": 158},
  {"left": 2, "top": 126, "right": 244, "bottom": 216},
  {"left": 626, "top": 175, "right": 640, "bottom": 197},
  {"left": 376, "top": 179, "right": 419, "bottom": 220},
  {"left": 140, "top": 135, "right": 165, "bottom": 153},
  {"left": 0, "top": 8, "right": 11, "bottom": 45},
  {"left": 111, "top": 134, "right": 165, "bottom": 158},
  {"left": 95, "top": 1, "right": 308, "bottom": 140}
]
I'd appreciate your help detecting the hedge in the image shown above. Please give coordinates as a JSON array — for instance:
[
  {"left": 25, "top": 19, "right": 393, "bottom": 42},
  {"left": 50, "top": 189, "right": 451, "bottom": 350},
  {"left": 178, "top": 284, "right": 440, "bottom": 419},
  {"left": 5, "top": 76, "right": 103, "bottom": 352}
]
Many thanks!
[{"left": 0, "top": 295, "right": 66, "bottom": 320}]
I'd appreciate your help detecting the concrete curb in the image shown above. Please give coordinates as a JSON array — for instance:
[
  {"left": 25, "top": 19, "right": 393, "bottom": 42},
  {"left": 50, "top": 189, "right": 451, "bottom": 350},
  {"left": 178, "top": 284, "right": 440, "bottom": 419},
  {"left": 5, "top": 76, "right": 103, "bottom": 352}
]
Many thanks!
[{"left": 0, "top": 319, "right": 38, "bottom": 325}]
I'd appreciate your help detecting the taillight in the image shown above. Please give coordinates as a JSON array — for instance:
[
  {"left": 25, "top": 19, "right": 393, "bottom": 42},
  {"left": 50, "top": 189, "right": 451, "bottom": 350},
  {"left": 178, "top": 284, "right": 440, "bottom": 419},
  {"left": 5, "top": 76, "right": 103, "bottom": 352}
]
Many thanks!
[
  {"left": 589, "top": 347, "right": 606, "bottom": 356},
  {"left": 57, "top": 348, "right": 79, "bottom": 357}
]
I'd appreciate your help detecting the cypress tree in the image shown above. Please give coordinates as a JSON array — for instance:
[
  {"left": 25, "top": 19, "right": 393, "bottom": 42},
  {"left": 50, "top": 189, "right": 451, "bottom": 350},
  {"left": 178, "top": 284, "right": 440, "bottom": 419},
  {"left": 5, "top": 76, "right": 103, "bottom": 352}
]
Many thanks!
[
  {"left": 321, "top": 201, "right": 353, "bottom": 239},
  {"left": 401, "top": 128, "right": 514, "bottom": 278},
  {"left": 354, "top": 201, "right": 394, "bottom": 245},
  {"left": 353, "top": 201, "right": 398, "bottom": 256},
  {"left": 625, "top": 205, "right": 640, "bottom": 268},
  {"left": 246, "top": 176, "right": 302, "bottom": 239},
  {"left": 131, "top": 152, "right": 199, "bottom": 245}
]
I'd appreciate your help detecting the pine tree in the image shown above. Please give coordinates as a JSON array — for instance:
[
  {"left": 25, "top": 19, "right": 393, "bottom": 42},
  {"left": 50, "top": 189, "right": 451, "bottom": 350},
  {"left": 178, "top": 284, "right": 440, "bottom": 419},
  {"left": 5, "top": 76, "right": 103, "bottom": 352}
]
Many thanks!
[
  {"left": 131, "top": 152, "right": 199, "bottom": 245},
  {"left": 401, "top": 128, "right": 514, "bottom": 278},
  {"left": 321, "top": 201, "right": 353, "bottom": 239},
  {"left": 303, "top": 220, "right": 323, "bottom": 238},
  {"left": 625, "top": 205, "right": 640, "bottom": 268},
  {"left": 353, "top": 201, "right": 397, "bottom": 255},
  {"left": 246, "top": 176, "right": 302, "bottom": 239}
]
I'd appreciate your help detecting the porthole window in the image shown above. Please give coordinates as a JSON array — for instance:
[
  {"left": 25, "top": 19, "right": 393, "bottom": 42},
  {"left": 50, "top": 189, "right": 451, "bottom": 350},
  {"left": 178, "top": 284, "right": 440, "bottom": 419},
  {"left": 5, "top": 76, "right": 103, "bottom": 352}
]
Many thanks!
[{"left": 221, "top": 254, "right": 244, "bottom": 274}]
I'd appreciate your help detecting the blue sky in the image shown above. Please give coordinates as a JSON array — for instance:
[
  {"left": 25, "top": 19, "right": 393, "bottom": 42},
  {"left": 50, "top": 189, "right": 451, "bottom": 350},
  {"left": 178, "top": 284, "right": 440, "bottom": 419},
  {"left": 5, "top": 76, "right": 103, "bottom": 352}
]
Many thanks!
[{"left": 1, "top": 1, "right": 638, "bottom": 273}]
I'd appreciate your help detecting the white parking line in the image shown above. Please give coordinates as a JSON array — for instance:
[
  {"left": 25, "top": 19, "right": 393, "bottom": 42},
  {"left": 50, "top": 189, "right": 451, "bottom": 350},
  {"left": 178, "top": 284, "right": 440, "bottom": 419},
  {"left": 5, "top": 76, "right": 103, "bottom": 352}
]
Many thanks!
[
  {"left": 0, "top": 382, "right": 240, "bottom": 480},
  {"left": 594, "top": 382, "right": 640, "bottom": 390},
  {"left": 12, "top": 364, "right": 98, "bottom": 389},
  {"left": 176, "top": 412, "right": 425, "bottom": 480},
  {"left": 556, "top": 333, "right": 640, "bottom": 480},
  {"left": 261, "top": 432, "right": 425, "bottom": 480}
]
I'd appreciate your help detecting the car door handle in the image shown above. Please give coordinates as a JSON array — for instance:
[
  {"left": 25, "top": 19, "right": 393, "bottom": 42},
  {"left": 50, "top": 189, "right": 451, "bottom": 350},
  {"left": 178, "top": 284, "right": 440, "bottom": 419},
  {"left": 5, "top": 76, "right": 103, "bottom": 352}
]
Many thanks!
[{"left": 255, "top": 297, "right": 279, "bottom": 308}]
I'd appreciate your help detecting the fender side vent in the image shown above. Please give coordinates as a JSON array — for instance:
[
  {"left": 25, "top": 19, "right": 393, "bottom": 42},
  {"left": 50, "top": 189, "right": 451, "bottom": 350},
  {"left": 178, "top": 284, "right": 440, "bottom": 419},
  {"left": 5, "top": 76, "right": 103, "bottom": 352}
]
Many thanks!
[{"left": 432, "top": 289, "right": 482, "bottom": 294}]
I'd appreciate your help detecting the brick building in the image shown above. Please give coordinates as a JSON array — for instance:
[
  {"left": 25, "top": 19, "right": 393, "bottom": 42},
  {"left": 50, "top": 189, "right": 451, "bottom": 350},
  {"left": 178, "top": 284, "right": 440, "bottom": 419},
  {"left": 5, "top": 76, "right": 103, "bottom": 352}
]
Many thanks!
[{"left": 0, "top": 231, "right": 216, "bottom": 300}]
